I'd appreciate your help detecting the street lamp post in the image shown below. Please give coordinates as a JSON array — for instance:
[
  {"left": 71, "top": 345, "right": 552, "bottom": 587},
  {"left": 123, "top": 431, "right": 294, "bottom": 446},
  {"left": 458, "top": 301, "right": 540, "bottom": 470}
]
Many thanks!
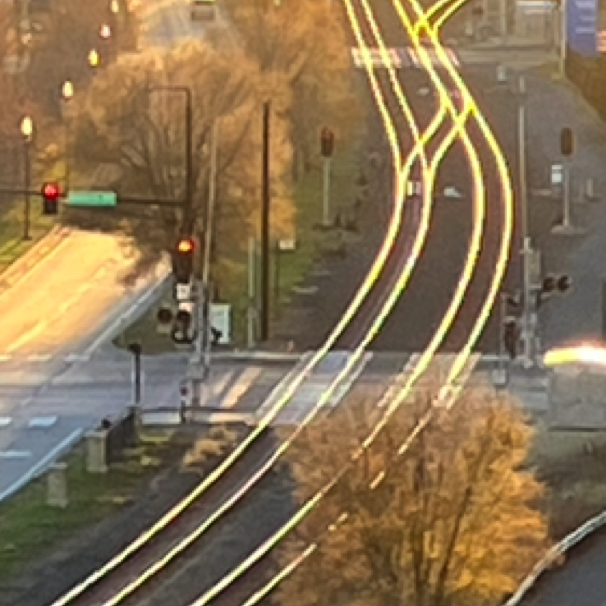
[
  {"left": 88, "top": 48, "right": 100, "bottom": 69},
  {"left": 149, "top": 86, "right": 194, "bottom": 234},
  {"left": 61, "top": 80, "right": 74, "bottom": 192},
  {"left": 20, "top": 115, "right": 34, "bottom": 241}
]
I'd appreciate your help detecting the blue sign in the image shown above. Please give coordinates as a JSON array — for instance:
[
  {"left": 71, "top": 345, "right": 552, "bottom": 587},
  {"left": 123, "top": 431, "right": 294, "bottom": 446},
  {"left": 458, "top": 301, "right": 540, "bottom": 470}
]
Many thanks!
[{"left": 567, "top": 0, "right": 598, "bottom": 56}]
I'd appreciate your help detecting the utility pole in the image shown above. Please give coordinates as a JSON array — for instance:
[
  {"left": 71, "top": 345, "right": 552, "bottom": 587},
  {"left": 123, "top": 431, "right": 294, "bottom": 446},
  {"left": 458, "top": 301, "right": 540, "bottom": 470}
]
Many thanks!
[
  {"left": 195, "top": 119, "right": 219, "bottom": 378},
  {"left": 260, "top": 100, "right": 271, "bottom": 342}
]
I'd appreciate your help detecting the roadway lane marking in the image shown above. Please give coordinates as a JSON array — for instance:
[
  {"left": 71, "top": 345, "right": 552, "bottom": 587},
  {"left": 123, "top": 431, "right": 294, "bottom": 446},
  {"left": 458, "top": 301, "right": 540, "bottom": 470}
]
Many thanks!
[
  {"left": 28, "top": 416, "right": 58, "bottom": 428},
  {"left": 26, "top": 354, "right": 52, "bottom": 362},
  {"left": 0, "top": 417, "right": 12, "bottom": 428},
  {"left": 221, "top": 368, "right": 263, "bottom": 410},
  {"left": 5, "top": 321, "right": 47, "bottom": 354},
  {"left": 0, "top": 235, "right": 72, "bottom": 305},
  {"left": 0, "top": 450, "right": 31, "bottom": 459}
]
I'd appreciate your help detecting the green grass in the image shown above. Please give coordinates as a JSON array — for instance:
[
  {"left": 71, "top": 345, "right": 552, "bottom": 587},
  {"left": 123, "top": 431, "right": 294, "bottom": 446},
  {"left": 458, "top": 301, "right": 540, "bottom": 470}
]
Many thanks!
[
  {"left": 112, "top": 127, "right": 367, "bottom": 353},
  {"left": 0, "top": 430, "right": 187, "bottom": 582},
  {"left": 0, "top": 197, "right": 55, "bottom": 274}
]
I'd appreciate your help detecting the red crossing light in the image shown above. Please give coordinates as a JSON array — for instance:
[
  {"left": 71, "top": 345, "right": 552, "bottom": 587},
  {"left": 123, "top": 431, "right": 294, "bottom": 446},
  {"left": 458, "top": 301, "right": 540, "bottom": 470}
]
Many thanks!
[
  {"left": 42, "top": 182, "right": 60, "bottom": 199},
  {"left": 41, "top": 181, "right": 61, "bottom": 215}
]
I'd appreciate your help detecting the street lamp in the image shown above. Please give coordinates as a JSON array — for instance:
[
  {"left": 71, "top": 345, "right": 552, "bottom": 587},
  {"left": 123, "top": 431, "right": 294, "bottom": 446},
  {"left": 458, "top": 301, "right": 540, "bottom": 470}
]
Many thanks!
[
  {"left": 110, "top": 0, "right": 120, "bottom": 13},
  {"left": 20, "top": 116, "right": 34, "bottom": 240},
  {"left": 61, "top": 80, "right": 74, "bottom": 100},
  {"left": 88, "top": 49, "right": 100, "bottom": 68},
  {"left": 61, "top": 81, "right": 74, "bottom": 192}
]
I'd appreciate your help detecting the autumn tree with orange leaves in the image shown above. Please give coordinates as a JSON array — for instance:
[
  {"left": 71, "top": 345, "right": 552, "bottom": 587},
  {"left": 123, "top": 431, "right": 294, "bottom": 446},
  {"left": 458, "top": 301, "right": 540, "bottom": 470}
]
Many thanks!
[
  {"left": 274, "top": 382, "right": 549, "bottom": 606},
  {"left": 216, "top": 0, "right": 363, "bottom": 181}
]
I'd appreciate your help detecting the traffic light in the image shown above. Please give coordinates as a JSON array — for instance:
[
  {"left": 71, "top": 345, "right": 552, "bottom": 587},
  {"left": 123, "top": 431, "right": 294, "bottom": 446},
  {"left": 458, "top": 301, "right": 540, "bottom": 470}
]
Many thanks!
[
  {"left": 503, "top": 318, "right": 520, "bottom": 360},
  {"left": 536, "top": 274, "right": 571, "bottom": 308},
  {"left": 171, "top": 302, "right": 195, "bottom": 344},
  {"left": 41, "top": 182, "right": 61, "bottom": 215},
  {"left": 320, "top": 127, "right": 335, "bottom": 158},
  {"left": 560, "top": 127, "right": 574, "bottom": 156},
  {"left": 172, "top": 237, "right": 195, "bottom": 285}
]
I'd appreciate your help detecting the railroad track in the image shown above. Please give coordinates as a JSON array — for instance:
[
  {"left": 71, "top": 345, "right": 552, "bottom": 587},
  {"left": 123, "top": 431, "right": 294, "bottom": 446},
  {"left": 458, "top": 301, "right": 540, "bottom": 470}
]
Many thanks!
[{"left": 39, "top": 0, "right": 515, "bottom": 604}]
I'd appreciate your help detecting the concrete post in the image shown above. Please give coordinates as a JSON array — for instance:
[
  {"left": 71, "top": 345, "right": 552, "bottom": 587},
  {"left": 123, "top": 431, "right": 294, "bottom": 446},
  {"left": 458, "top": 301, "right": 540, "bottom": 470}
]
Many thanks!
[
  {"left": 86, "top": 430, "right": 108, "bottom": 473},
  {"left": 46, "top": 462, "right": 68, "bottom": 508}
]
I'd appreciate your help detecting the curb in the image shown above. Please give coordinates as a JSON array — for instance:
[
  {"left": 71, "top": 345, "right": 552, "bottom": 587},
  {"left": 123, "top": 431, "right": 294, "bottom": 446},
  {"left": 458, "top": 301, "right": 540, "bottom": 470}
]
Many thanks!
[
  {"left": 210, "top": 351, "right": 305, "bottom": 363},
  {"left": 0, "top": 226, "right": 71, "bottom": 293}
]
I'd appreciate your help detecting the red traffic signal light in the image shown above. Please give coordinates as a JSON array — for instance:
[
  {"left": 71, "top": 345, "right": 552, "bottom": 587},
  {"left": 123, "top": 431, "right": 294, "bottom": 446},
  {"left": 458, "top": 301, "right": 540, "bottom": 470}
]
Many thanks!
[
  {"left": 320, "top": 127, "right": 335, "bottom": 158},
  {"left": 41, "top": 181, "right": 61, "bottom": 216}
]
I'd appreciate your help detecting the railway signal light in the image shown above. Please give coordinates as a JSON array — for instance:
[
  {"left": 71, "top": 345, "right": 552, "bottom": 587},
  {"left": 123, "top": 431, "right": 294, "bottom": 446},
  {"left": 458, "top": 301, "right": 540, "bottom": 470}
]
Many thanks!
[
  {"left": 171, "top": 302, "right": 195, "bottom": 344},
  {"left": 560, "top": 127, "right": 574, "bottom": 157},
  {"left": 172, "top": 237, "right": 195, "bottom": 284},
  {"left": 320, "top": 127, "right": 335, "bottom": 158},
  {"left": 41, "top": 181, "right": 61, "bottom": 215},
  {"left": 536, "top": 274, "right": 571, "bottom": 308}
]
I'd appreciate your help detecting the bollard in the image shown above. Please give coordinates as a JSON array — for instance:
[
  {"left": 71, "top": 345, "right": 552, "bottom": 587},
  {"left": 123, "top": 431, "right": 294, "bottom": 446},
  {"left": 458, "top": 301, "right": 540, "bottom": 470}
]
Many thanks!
[
  {"left": 85, "top": 430, "right": 108, "bottom": 473},
  {"left": 47, "top": 462, "right": 68, "bottom": 508},
  {"left": 496, "top": 65, "right": 507, "bottom": 83}
]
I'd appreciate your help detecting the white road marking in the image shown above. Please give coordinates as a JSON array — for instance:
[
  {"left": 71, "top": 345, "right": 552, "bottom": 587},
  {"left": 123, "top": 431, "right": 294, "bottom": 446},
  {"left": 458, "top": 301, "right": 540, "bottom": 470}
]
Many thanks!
[
  {"left": 29, "top": 416, "right": 58, "bottom": 428},
  {"left": 0, "top": 417, "right": 12, "bottom": 428},
  {"left": 0, "top": 450, "right": 31, "bottom": 459},
  {"left": 26, "top": 354, "right": 53, "bottom": 362},
  {"left": 211, "top": 371, "right": 235, "bottom": 398},
  {"left": 221, "top": 367, "right": 263, "bottom": 409}
]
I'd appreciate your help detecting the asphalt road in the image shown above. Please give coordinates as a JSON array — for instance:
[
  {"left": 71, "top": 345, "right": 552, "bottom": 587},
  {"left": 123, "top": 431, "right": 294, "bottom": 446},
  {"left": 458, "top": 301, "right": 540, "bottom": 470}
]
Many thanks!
[
  {"left": 0, "top": 0, "right": 212, "bottom": 501},
  {"left": 331, "top": 0, "right": 517, "bottom": 354}
]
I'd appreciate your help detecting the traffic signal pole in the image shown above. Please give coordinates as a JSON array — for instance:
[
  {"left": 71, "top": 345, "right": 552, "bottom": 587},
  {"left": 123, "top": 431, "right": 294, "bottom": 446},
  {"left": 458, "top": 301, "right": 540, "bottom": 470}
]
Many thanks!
[{"left": 194, "top": 118, "right": 219, "bottom": 375}]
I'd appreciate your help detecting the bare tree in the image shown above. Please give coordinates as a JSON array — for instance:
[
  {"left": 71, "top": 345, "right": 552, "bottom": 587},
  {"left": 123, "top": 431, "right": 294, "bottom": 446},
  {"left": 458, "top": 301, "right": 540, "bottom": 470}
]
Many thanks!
[
  {"left": 64, "top": 41, "right": 296, "bottom": 281},
  {"left": 275, "top": 381, "right": 550, "bottom": 606}
]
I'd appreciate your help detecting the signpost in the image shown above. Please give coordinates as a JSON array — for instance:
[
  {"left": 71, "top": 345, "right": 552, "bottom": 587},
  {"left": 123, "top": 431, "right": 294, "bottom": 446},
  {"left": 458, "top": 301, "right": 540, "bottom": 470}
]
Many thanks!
[{"left": 67, "top": 190, "right": 117, "bottom": 207}]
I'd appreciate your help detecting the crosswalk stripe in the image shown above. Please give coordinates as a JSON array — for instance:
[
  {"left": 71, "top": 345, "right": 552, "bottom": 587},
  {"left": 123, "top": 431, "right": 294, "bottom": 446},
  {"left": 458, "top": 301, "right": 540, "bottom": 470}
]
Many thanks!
[
  {"left": 221, "top": 367, "right": 263, "bottom": 409},
  {"left": 351, "top": 46, "right": 461, "bottom": 70}
]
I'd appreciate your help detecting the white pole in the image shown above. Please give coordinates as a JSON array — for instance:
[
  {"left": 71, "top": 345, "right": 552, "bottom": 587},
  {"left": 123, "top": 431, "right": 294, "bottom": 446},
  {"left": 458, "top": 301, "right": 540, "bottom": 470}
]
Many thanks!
[
  {"left": 518, "top": 76, "right": 533, "bottom": 368},
  {"left": 498, "top": 293, "right": 506, "bottom": 376},
  {"left": 247, "top": 236, "right": 256, "bottom": 349},
  {"left": 195, "top": 119, "right": 219, "bottom": 374},
  {"left": 562, "top": 163, "right": 572, "bottom": 228},
  {"left": 322, "top": 157, "right": 332, "bottom": 226},
  {"left": 499, "top": 0, "right": 508, "bottom": 43}
]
